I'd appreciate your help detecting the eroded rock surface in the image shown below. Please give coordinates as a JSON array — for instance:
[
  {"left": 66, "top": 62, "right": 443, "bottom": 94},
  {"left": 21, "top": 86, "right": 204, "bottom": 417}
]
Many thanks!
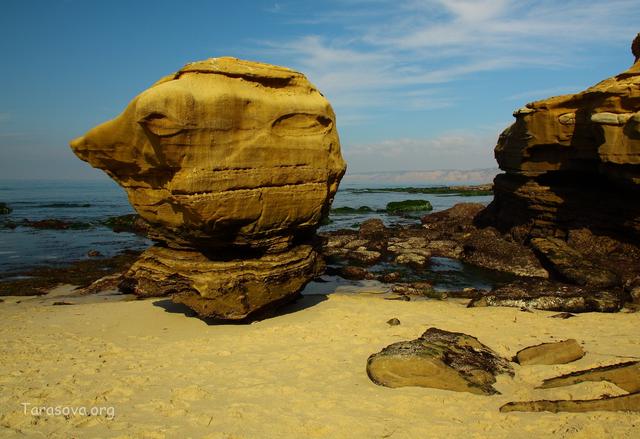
[
  {"left": 71, "top": 58, "right": 346, "bottom": 319},
  {"left": 500, "top": 393, "right": 640, "bottom": 413},
  {"left": 467, "top": 278, "right": 623, "bottom": 312},
  {"left": 478, "top": 37, "right": 640, "bottom": 290},
  {"left": 530, "top": 237, "right": 618, "bottom": 287},
  {"left": 502, "top": 361, "right": 640, "bottom": 413},
  {"left": 366, "top": 327, "right": 513, "bottom": 395},
  {"left": 539, "top": 361, "right": 640, "bottom": 393},
  {"left": 514, "top": 339, "right": 585, "bottom": 365}
]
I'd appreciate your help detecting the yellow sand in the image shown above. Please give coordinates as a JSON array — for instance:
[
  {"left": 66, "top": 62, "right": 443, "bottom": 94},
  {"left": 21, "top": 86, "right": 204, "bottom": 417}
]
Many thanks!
[{"left": 0, "top": 288, "right": 638, "bottom": 438}]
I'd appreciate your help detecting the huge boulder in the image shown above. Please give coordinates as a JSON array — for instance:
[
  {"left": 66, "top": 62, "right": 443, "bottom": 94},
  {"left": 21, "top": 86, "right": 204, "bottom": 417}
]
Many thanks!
[
  {"left": 476, "top": 36, "right": 640, "bottom": 291},
  {"left": 70, "top": 58, "right": 346, "bottom": 320},
  {"left": 482, "top": 36, "right": 640, "bottom": 242}
]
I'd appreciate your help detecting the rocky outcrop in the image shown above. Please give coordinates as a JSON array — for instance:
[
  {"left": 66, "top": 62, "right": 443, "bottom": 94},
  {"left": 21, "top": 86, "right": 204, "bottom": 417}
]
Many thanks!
[
  {"left": 486, "top": 41, "right": 640, "bottom": 241},
  {"left": 70, "top": 58, "right": 346, "bottom": 320},
  {"left": 468, "top": 278, "right": 623, "bottom": 312},
  {"left": 366, "top": 327, "right": 513, "bottom": 395},
  {"left": 323, "top": 202, "right": 548, "bottom": 280},
  {"left": 488, "top": 40, "right": 640, "bottom": 236},
  {"left": 529, "top": 237, "right": 620, "bottom": 287},
  {"left": 477, "top": 36, "right": 640, "bottom": 292}
]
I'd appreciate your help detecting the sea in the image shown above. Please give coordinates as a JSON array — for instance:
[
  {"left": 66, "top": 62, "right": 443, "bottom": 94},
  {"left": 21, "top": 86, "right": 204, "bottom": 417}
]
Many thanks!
[{"left": 0, "top": 178, "right": 504, "bottom": 290}]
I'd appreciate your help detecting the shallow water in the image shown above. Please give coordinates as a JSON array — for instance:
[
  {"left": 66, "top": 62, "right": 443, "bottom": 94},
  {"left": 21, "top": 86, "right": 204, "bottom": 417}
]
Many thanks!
[
  {"left": 322, "top": 187, "right": 492, "bottom": 231},
  {"left": 0, "top": 179, "right": 151, "bottom": 273},
  {"left": 0, "top": 179, "right": 495, "bottom": 292}
]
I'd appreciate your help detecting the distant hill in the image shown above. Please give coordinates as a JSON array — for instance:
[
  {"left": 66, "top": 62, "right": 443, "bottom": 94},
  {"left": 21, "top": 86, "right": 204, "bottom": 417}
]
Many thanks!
[{"left": 342, "top": 168, "right": 500, "bottom": 186}]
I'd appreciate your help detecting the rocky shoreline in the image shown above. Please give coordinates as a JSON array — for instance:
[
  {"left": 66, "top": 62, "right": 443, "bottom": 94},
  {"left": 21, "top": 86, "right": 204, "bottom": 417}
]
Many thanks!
[
  {"left": 3, "top": 200, "right": 638, "bottom": 315},
  {"left": 321, "top": 202, "right": 639, "bottom": 313},
  {"left": 0, "top": 250, "right": 140, "bottom": 297}
]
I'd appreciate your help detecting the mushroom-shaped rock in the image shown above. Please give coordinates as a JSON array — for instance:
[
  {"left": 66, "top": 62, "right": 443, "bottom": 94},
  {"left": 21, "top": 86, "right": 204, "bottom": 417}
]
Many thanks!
[{"left": 70, "top": 58, "right": 346, "bottom": 320}]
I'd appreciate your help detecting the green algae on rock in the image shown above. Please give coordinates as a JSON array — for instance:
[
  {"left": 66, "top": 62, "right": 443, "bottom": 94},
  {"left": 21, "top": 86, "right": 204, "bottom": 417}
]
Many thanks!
[{"left": 386, "top": 199, "right": 433, "bottom": 213}]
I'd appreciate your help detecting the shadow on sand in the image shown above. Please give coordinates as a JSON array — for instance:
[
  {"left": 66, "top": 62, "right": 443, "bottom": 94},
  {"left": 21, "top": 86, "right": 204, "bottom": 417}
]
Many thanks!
[{"left": 152, "top": 293, "right": 328, "bottom": 326}]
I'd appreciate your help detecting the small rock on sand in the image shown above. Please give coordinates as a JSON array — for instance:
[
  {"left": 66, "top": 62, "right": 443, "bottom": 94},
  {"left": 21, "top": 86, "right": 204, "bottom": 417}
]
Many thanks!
[
  {"left": 366, "top": 327, "right": 513, "bottom": 395},
  {"left": 514, "top": 339, "right": 585, "bottom": 365}
]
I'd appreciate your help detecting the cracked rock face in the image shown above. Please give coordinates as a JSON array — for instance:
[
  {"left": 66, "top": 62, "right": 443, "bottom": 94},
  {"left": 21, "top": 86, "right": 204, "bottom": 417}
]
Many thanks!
[
  {"left": 70, "top": 58, "right": 346, "bottom": 319},
  {"left": 484, "top": 37, "right": 640, "bottom": 242}
]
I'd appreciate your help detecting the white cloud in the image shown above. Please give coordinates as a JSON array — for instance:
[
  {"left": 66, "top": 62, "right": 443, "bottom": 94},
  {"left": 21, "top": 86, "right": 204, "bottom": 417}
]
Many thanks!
[
  {"left": 343, "top": 128, "right": 503, "bottom": 172},
  {"left": 259, "top": 0, "right": 639, "bottom": 171},
  {"left": 262, "top": 0, "right": 638, "bottom": 117}
]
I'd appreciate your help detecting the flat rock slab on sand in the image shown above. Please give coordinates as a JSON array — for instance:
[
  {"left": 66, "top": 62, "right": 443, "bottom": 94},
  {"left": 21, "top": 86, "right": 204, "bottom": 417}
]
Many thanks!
[
  {"left": 1, "top": 293, "right": 639, "bottom": 438},
  {"left": 502, "top": 361, "right": 640, "bottom": 413},
  {"left": 514, "top": 339, "right": 585, "bottom": 365},
  {"left": 366, "top": 327, "right": 513, "bottom": 395}
]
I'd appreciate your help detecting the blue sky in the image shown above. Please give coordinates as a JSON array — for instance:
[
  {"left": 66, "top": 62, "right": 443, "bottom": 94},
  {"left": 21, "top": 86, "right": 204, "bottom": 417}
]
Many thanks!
[{"left": 1, "top": 0, "right": 638, "bottom": 179}]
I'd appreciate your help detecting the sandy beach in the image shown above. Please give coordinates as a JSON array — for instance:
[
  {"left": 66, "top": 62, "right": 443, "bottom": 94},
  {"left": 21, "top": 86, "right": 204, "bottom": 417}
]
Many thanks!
[{"left": 1, "top": 286, "right": 638, "bottom": 438}]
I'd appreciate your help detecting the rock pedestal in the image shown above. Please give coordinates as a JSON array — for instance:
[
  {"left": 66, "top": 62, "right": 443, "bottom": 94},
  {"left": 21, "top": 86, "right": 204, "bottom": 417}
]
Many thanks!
[{"left": 70, "top": 58, "right": 346, "bottom": 319}]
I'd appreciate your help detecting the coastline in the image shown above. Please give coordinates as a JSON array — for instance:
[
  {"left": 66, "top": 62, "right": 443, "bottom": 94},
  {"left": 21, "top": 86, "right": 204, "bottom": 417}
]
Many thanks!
[{"left": 1, "top": 289, "right": 638, "bottom": 438}]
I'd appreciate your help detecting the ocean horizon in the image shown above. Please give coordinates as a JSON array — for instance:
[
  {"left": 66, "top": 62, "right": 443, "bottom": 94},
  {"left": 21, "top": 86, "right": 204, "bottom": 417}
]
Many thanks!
[{"left": 0, "top": 177, "right": 494, "bottom": 274}]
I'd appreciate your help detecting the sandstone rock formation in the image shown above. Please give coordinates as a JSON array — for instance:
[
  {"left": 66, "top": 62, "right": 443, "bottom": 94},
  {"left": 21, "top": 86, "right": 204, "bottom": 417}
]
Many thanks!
[
  {"left": 487, "top": 50, "right": 640, "bottom": 240},
  {"left": 514, "top": 339, "right": 584, "bottom": 365},
  {"left": 478, "top": 36, "right": 640, "bottom": 290},
  {"left": 70, "top": 57, "right": 346, "bottom": 319},
  {"left": 366, "top": 327, "right": 513, "bottom": 395},
  {"left": 501, "top": 361, "right": 640, "bottom": 413},
  {"left": 500, "top": 393, "right": 640, "bottom": 413},
  {"left": 539, "top": 360, "right": 640, "bottom": 393}
]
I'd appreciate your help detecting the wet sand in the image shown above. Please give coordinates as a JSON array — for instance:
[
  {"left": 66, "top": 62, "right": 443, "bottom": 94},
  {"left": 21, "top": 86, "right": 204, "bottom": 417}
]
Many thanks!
[{"left": 0, "top": 286, "right": 638, "bottom": 438}]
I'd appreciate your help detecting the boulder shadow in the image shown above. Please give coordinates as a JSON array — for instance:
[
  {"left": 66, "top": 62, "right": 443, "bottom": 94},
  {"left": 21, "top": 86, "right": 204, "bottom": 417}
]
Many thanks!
[{"left": 152, "top": 293, "right": 328, "bottom": 325}]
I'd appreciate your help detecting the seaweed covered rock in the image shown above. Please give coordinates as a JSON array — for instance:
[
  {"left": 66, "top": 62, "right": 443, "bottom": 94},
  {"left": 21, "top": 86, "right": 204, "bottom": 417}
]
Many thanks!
[
  {"left": 468, "top": 278, "right": 623, "bottom": 313},
  {"left": 366, "top": 327, "right": 513, "bottom": 395},
  {"left": 358, "top": 218, "right": 387, "bottom": 241},
  {"left": 421, "top": 202, "right": 485, "bottom": 229},
  {"left": 386, "top": 199, "right": 432, "bottom": 214},
  {"left": 70, "top": 58, "right": 346, "bottom": 320},
  {"left": 103, "top": 214, "right": 151, "bottom": 236},
  {"left": 421, "top": 204, "right": 548, "bottom": 277}
]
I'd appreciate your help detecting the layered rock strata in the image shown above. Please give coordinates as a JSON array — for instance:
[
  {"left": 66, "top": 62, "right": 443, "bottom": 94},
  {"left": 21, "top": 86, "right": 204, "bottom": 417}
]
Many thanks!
[
  {"left": 482, "top": 36, "right": 640, "bottom": 243},
  {"left": 70, "top": 57, "right": 346, "bottom": 319}
]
